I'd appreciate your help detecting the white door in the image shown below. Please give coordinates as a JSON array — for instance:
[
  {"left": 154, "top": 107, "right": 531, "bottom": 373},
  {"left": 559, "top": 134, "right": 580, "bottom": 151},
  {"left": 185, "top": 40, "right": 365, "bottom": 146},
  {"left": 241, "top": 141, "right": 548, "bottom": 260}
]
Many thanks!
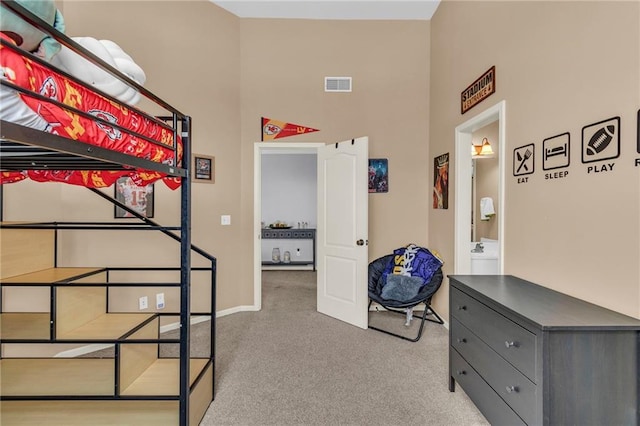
[{"left": 317, "top": 137, "right": 369, "bottom": 329}]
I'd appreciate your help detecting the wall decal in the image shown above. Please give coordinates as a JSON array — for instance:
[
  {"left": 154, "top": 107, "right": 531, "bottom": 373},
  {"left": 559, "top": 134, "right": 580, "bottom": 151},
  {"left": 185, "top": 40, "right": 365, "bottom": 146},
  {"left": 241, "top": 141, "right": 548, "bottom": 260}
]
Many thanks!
[
  {"left": 513, "top": 143, "right": 535, "bottom": 183},
  {"left": 461, "top": 66, "right": 495, "bottom": 114},
  {"left": 368, "top": 158, "right": 388, "bottom": 193},
  {"left": 433, "top": 153, "right": 449, "bottom": 209},
  {"left": 581, "top": 116, "right": 620, "bottom": 164},
  {"left": 543, "top": 133, "right": 570, "bottom": 180},
  {"left": 261, "top": 117, "right": 319, "bottom": 141}
]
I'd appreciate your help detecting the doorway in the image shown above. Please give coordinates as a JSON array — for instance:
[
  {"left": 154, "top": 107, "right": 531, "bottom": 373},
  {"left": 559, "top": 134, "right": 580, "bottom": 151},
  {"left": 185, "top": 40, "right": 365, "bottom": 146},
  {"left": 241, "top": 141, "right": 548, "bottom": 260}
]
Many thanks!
[
  {"left": 253, "top": 143, "right": 324, "bottom": 311},
  {"left": 253, "top": 138, "right": 369, "bottom": 329},
  {"left": 454, "top": 101, "right": 506, "bottom": 274}
]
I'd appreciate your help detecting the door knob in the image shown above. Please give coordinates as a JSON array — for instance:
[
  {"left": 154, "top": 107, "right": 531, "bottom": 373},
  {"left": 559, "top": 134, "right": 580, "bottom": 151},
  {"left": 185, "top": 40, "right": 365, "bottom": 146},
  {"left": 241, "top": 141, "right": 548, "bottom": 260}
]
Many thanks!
[{"left": 356, "top": 239, "right": 364, "bottom": 246}]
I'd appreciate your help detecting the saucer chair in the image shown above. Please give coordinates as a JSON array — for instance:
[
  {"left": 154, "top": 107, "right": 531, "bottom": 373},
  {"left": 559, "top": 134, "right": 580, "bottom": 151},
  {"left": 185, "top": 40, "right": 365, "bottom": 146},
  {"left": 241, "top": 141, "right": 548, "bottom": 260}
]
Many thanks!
[{"left": 368, "top": 253, "right": 444, "bottom": 342}]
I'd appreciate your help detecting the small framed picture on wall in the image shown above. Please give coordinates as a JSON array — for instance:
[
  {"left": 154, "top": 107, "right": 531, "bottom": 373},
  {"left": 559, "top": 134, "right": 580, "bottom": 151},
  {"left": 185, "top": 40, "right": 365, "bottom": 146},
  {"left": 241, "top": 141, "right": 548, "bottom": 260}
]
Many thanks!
[
  {"left": 193, "top": 154, "right": 215, "bottom": 183},
  {"left": 368, "top": 158, "right": 389, "bottom": 193},
  {"left": 114, "top": 176, "right": 154, "bottom": 218},
  {"left": 433, "top": 153, "right": 449, "bottom": 209}
]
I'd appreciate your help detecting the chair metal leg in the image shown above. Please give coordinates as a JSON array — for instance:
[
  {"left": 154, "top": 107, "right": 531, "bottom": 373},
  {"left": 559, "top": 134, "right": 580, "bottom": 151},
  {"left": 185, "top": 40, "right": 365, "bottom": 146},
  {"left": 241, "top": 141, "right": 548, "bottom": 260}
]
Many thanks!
[{"left": 368, "top": 301, "right": 444, "bottom": 342}]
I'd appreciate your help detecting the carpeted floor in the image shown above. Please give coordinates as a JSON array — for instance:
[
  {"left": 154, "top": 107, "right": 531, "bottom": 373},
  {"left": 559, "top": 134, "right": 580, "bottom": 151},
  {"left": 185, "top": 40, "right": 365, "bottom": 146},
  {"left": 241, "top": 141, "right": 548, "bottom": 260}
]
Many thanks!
[{"left": 198, "top": 270, "right": 489, "bottom": 426}]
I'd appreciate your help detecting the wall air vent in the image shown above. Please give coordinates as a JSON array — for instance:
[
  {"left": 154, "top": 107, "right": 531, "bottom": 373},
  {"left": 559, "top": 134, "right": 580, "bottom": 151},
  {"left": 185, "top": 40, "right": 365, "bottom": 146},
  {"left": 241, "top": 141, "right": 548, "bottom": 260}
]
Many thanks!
[{"left": 324, "top": 77, "right": 352, "bottom": 92}]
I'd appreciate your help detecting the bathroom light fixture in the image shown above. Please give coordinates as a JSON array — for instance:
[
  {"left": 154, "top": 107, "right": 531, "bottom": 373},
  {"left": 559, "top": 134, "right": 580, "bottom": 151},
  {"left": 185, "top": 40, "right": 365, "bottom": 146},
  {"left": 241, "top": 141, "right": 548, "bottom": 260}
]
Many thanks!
[{"left": 472, "top": 137, "right": 494, "bottom": 158}]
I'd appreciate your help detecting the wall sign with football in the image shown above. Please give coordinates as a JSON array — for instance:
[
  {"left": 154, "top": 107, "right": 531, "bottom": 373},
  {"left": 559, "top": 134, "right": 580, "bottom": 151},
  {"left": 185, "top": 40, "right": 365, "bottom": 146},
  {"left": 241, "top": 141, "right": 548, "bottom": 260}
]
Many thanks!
[{"left": 581, "top": 116, "right": 620, "bottom": 173}]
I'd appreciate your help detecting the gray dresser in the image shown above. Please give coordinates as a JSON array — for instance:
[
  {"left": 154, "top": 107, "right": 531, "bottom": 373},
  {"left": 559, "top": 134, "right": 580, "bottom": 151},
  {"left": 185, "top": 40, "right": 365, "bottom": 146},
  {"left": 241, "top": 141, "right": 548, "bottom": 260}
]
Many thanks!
[{"left": 449, "top": 275, "right": 640, "bottom": 426}]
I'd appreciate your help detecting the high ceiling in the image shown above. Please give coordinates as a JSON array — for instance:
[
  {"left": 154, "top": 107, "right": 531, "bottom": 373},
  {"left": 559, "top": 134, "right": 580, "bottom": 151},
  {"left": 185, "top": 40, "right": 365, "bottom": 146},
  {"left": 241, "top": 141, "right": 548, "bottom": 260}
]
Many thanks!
[{"left": 210, "top": 1, "right": 441, "bottom": 21}]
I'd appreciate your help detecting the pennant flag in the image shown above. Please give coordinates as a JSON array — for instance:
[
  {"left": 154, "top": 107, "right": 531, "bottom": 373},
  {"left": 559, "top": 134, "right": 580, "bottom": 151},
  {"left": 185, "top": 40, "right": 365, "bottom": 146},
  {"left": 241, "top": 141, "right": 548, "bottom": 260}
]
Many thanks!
[{"left": 261, "top": 117, "right": 319, "bottom": 141}]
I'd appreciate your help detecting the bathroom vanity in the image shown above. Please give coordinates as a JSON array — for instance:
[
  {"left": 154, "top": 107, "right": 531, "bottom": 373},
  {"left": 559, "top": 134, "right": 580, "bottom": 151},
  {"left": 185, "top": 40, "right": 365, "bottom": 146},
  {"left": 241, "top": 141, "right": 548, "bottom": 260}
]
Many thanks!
[
  {"left": 449, "top": 274, "right": 640, "bottom": 425},
  {"left": 470, "top": 240, "right": 499, "bottom": 274}
]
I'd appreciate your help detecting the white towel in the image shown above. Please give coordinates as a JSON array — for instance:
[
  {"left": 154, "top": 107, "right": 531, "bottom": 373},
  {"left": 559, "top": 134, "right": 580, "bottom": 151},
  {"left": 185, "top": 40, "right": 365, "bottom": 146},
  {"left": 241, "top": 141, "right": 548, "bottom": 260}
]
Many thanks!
[{"left": 480, "top": 197, "right": 496, "bottom": 221}]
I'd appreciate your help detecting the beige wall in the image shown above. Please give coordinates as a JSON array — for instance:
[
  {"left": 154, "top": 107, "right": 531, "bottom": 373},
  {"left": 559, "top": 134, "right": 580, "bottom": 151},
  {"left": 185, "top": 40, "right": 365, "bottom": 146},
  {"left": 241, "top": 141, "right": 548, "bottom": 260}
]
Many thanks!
[
  {"left": 239, "top": 19, "right": 431, "bottom": 263},
  {"left": 430, "top": 1, "right": 640, "bottom": 319},
  {"left": 4, "top": 1, "right": 244, "bottom": 311},
  {"left": 4, "top": 2, "right": 431, "bottom": 312},
  {"left": 5, "top": 1, "right": 638, "bottom": 323}
]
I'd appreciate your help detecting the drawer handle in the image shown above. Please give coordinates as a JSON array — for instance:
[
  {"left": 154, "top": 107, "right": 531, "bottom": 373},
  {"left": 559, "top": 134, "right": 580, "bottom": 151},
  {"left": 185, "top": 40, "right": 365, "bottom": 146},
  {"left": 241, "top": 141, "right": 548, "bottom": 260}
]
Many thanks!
[
  {"left": 456, "top": 370, "right": 466, "bottom": 376},
  {"left": 456, "top": 305, "right": 467, "bottom": 311},
  {"left": 505, "top": 341, "right": 519, "bottom": 348},
  {"left": 506, "top": 385, "right": 519, "bottom": 393},
  {"left": 456, "top": 338, "right": 467, "bottom": 344}
]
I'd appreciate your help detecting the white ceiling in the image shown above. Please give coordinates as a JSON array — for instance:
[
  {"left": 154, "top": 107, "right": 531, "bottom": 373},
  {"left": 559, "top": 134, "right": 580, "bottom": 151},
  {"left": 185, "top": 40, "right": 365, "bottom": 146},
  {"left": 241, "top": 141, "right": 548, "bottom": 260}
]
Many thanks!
[{"left": 210, "top": 0, "right": 441, "bottom": 21}]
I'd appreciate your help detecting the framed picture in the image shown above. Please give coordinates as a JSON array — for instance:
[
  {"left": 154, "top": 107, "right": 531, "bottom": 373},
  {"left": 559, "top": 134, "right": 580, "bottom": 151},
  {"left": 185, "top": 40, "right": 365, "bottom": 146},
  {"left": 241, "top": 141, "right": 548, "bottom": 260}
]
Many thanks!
[
  {"left": 368, "top": 158, "right": 389, "bottom": 193},
  {"left": 433, "top": 153, "right": 449, "bottom": 209},
  {"left": 114, "top": 176, "right": 154, "bottom": 218},
  {"left": 193, "top": 154, "right": 215, "bottom": 183}
]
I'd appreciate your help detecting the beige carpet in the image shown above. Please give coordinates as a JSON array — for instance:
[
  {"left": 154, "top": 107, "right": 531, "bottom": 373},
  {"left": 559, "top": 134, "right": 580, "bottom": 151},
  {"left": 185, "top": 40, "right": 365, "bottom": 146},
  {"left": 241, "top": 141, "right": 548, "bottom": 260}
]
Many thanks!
[{"left": 199, "top": 270, "right": 489, "bottom": 426}]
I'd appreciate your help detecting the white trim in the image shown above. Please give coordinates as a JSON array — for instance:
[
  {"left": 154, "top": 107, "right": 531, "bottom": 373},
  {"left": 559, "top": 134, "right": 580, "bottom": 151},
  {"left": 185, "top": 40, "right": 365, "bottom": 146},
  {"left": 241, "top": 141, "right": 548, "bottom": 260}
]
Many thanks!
[
  {"left": 54, "top": 343, "right": 115, "bottom": 358},
  {"left": 454, "top": 101, "right": 506, "bottom": 274},
  {"left": 158, "top": 315, "right": 211, "bottom": 333},
  {"left": 53, "top": 312, "right": 247, "bottom": 358},
  {"left": 254, "top": 142, "right": 325, "bottom": 313},
  {"left": 216, "top": 305, "right": 259, "bottom": 317}
]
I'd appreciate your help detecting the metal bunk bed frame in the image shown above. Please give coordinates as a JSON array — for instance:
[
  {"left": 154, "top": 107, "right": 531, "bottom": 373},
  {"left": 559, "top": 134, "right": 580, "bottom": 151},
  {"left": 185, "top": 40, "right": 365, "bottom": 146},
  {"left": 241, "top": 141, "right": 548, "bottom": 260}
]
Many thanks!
[{"left": 0, "top": 1, "right": 216, "bottom": 424}]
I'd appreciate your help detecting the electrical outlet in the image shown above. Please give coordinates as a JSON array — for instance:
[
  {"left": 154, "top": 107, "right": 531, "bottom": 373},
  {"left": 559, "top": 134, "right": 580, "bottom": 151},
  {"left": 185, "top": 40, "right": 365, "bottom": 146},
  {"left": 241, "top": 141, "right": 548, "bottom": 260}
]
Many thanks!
[
  {"left": 156, "top": 293, "right": 165, "bottom": 309},
  {"left": 139, "top": 296, "right": 148, "bottom": 310},
  {"left": 221, "top": 215, "right": 231, "bottom": 225}
]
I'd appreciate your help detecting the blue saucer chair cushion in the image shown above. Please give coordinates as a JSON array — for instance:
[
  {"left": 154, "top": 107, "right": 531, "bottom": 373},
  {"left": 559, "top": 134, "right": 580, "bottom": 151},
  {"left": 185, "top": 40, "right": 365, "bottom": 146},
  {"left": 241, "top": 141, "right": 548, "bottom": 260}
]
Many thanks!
[
  {"left": 380, "top": 274, "right": 425, "bottom": 302},
  {"left": 368, "top": 250, "right": 444, "bottom": 309}
]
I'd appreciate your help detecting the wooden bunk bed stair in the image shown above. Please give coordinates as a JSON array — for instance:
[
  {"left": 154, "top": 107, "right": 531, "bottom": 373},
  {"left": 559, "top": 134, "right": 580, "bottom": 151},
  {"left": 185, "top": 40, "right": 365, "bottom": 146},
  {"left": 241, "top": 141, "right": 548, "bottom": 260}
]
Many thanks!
[
  {"left": 0, "top": 228, "right": 213, "bottom": 425},
  {"left": 0, "top": 226, "right": 213, "bottom": 425},
  {"left": 1, "top": 366, "right": 213, "bottom": 425}
]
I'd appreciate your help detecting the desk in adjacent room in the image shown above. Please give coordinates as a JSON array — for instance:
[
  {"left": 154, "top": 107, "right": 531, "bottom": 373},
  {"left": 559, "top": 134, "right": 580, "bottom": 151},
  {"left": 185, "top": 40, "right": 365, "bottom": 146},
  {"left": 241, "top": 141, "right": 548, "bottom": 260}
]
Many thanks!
[{"left": 261, "top": 228, "right": 316, "bottom": 270}]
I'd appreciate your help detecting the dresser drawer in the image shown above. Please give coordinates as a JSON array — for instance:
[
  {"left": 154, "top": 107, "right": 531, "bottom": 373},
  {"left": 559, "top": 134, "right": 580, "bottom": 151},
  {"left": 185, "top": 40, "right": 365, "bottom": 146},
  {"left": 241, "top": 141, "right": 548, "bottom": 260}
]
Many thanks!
[
  {"left": 451, "top": 287, "right": 536, "bottom": 382},
  {"left": 452, "top": 318, "right": 536, "bottom": 425},
  {"left": 450, "top": 349, "right": 526, "bottom": 426}
]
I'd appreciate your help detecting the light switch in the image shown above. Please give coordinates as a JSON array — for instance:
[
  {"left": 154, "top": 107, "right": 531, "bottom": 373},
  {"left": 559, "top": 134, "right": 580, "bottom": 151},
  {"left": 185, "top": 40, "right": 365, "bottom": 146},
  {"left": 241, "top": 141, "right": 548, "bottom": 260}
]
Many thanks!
[
  {"left": 139, "top": 296, "right": 148, "bottom": 310},
  {"left": 221, "top": 215, "right": 231, "bottom": 225},
  {"left": 156, "top": 293, "right": 165, "bottom": 310}
]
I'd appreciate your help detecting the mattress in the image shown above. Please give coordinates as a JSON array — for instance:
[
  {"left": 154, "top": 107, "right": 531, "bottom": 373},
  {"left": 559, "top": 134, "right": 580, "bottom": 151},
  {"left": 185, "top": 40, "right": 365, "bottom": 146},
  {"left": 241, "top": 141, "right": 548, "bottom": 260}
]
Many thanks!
[{"left": 0, "top": 34, "right": 182, "bottom": 189}]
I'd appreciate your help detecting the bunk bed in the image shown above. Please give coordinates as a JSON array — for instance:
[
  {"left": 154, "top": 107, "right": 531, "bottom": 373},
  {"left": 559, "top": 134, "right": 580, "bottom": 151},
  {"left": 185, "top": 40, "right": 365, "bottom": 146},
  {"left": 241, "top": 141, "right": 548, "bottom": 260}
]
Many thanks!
[{"left": 0, "top": 1, "right": 216, "bottom": 425}]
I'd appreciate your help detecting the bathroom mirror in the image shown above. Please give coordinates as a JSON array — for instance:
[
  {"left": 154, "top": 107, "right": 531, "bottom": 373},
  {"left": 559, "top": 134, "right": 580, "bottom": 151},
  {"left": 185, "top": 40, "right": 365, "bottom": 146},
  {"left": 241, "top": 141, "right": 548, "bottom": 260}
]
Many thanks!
[{"left": 470, "top": 122, "right": 499, "bottom": 274}]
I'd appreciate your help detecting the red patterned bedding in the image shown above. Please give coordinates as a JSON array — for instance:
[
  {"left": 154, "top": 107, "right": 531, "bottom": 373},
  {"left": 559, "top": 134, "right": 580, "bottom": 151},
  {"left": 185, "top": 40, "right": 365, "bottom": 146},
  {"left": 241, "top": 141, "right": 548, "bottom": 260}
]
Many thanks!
[{"left": 0, "top": 34, "right": 182, "bottom": 189}]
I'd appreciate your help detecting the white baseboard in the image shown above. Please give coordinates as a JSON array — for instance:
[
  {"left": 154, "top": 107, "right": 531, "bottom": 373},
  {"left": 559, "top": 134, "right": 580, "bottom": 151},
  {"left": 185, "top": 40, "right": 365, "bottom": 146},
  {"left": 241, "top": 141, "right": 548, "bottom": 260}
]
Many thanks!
[
  {"left": 54, "top": 343, "right": 115, "bottom": 358},
  {"left": 54, "top": 308, "right": 257, "bottom": 358},
  {"left": 158, "top": 315, "right": 211, "bottom": 333},
  {"left": 216, "top": 305, "right": 259, "bottom": 317},
  {"left": 55, "top": 303, "right": 443, "bottom": 357}
]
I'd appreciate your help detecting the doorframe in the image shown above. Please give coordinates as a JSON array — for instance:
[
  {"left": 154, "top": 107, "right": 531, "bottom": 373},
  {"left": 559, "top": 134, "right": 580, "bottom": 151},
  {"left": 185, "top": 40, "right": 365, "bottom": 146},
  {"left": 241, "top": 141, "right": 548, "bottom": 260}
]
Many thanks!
[
  {"left": 454, "top": 100, "right": 506, "bottom": 274},
  {"left": 253, "top": 142, "right": 325, "bottom": 311}
]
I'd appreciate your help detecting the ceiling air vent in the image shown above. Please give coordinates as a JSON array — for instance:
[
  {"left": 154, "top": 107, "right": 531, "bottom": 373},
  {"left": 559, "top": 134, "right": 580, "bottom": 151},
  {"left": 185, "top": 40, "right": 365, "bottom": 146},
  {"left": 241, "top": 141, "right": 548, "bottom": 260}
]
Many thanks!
[{"left": 325, "top": 77, "right": 352, "bottom": 92}]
